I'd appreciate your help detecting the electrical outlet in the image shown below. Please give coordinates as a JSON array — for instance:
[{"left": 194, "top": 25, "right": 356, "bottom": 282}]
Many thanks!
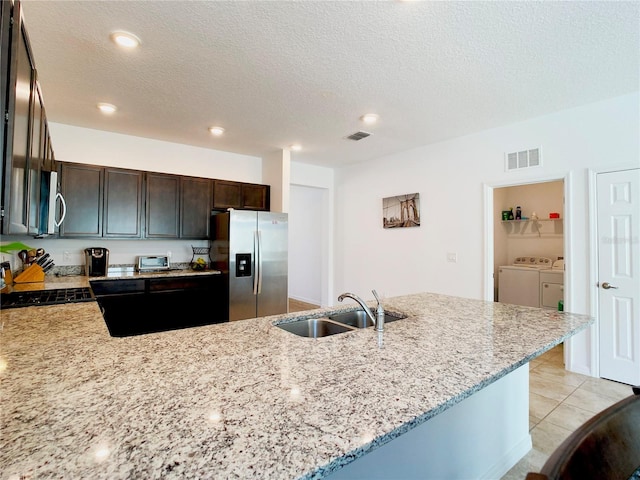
[
  {"left": 63, "top": 251, "right": 71, "bottom": 261},
  {"left": 447, "top": 252, "right": 457, "bottom": 263},
  {"left": 167, "top": 250, "right": 172, "bottom": 258}
]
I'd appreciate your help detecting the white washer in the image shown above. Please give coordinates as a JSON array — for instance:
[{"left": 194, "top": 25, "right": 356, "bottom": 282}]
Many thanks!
[
  {"left": 498, "top": 256, "right": 552, "bottom": 307},
  {"left": 540, "top": 259, "right": 564, "bottom": 309}
]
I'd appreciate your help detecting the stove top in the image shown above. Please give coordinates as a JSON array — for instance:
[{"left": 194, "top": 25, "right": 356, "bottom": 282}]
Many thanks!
[{"left": 1, "top": 287, "right": 95, "bottom": 308}]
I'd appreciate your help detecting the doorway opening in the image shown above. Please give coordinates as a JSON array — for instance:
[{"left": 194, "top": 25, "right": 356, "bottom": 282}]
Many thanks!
[
  {"left": 493, "top": 180, "right": 565, "bottom": 305},
  {"left": 289, "top": 184, "right": 330, "bottom": 309},
  {"left": 484, "top": 174, "right": 571, "bottom": 367}
]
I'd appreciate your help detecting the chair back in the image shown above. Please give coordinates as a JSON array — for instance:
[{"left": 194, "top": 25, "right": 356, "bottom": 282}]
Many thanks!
[{"left": 525, "top": 386, "right": 640, "bottom": 480}]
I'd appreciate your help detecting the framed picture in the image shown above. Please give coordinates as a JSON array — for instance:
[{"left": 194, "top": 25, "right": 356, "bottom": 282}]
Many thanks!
[{"left": 383, "top": 193, "right": 420, "bottom": 228}]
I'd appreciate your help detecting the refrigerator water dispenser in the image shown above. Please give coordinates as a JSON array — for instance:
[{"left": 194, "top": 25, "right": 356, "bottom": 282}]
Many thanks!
[{"left": 236, "top": 253, "right": 252, "bottom": 277}]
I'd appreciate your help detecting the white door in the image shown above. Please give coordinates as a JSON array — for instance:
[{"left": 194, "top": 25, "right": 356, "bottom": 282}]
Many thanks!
[{"left": 598, "top": 168, "right": 640, "bottom": 385}]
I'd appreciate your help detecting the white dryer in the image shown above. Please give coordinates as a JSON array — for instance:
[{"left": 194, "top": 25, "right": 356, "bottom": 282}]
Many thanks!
[
  {"left": 498, "top": 256, "right": 552, "bottom": 307},
  {"left": 540, "top": 259, "right": 564, "bottom": 309}
]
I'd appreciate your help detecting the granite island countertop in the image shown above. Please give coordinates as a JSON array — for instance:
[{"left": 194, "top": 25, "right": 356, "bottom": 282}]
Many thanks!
[{"left": 0, "top": 292, "right": 593, "bottom": 479}]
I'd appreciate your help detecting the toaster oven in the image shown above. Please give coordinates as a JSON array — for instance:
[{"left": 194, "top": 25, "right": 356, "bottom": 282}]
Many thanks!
[{"left": 136, "top": 255, "right": 170, "bottom": 272}]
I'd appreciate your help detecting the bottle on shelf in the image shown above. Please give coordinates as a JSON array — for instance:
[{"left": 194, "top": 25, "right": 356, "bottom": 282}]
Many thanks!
[
  {"left": 508, "top": 208, "right": 514, "bottom": 220},
  {"left": 515, "top": 206, "right": 522, "bottom": 220}
]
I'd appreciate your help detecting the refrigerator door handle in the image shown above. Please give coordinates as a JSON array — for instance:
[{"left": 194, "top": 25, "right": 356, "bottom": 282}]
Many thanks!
[
  {"left": 257, "top": 230, "right": 263, "bottom": 294},
  {"left": 253, "top": 230, "right": 259, "bottom": 295}
]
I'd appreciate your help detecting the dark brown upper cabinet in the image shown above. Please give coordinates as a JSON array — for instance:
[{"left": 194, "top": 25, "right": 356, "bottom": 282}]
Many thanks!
[
  {"left": 27, "top": 81, "right": 45, "bottom": 235},
  {"left": 1, "top": 0, "right": 36, "bottom": 235},
  {"left": 60, "top": 162, "right": 144, "bottom": 238},
  {"left": 103, "top": 168, "right": 143, "bottom": 238},
  {"left": 59, "top": 163, "right": 104, "bottom": 237},
  {"left": 181, "top": 176, "right": 212, "bottom": 239},
  {"left": 241, "top": 182, "right": 270, "bottom": 211},
  {"left": 213, "top": 180, "right": 269, "bottom": 211},
  {"left": 61, "top": 164, "right": 145, "bottom": 239},
  {"left": 1, "top": 0, "right": 56, "bottom": 236},
  {"left": 59, "top": 162, "right": 268, "bottom": 239},
  {"left": 213, "top": 180, "right": 242, "bottom": 210},
  {"left": 146, "top": 172, "right": 180, "bottom": 239}
]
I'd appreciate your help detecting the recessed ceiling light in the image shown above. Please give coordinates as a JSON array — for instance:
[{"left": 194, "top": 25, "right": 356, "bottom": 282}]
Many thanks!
[
  {"left": 110, "top": 31, "right": 141, "bottom": 49},
  {"left": 209, "top": 126, "right": 225, "bottom": 136},
  {"left": 97, "top": 103, "right": 117, "bottom": 114},
  {"left": 360, "top": 113, "right": 379, "bottom": 125},
  {"left": 289, "top": 144, "right": 302, "bottom": 151}
]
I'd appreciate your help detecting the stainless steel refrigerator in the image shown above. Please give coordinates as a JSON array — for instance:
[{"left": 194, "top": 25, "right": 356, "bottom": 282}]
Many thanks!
[{"left": 211, "top": 210, "right": 288, "bottom": 321}]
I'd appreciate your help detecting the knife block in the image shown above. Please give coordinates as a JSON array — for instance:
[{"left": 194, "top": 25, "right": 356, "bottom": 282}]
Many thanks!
[{"left": 14, "top": 264, "right": 45, "bottom": 283}]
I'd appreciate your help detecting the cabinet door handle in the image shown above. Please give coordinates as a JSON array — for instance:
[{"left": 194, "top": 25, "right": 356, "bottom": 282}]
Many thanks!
[{"left": 601, "top": 282, "right": 618, "bottom": 290}]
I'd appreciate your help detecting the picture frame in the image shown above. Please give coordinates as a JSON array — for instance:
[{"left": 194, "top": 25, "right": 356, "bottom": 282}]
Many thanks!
[{"left": 383, "top": 193, "right": 420, "bottom": 228}]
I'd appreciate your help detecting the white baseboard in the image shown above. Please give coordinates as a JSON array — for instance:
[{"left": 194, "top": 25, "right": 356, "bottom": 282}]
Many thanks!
[{"left": 481, "top": 434, "right": 533, "bottom": 480}]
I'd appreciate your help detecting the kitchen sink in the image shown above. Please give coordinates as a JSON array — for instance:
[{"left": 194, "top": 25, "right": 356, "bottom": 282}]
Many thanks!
[
  {"left": 276, "top": 318, "right": 355, "bottom": 338},
  {"left": 328, "top": 310, "right": 407, "bottom": 328},
  {"left": 276, "top": 310, "right": 408, "bottom": 337}
]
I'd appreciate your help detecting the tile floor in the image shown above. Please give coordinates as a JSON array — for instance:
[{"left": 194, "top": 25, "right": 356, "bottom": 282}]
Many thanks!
[{"left": 501, "top": 343, "right": 635, "bottom": 479}]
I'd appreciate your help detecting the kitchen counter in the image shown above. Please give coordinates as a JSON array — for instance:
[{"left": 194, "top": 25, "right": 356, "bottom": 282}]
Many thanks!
[{"left": 0, "top": 292, "right": 593, "bottom": 479}]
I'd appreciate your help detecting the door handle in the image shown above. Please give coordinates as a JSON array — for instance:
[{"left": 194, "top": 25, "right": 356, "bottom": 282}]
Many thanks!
[{"left": 601, "top": 282, "right": 618, "bottom": 290}]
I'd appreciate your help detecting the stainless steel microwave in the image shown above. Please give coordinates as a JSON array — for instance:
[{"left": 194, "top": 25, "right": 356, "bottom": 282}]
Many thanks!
[{"left": 37, "top": 171, "right": 66, "bottom": 237}]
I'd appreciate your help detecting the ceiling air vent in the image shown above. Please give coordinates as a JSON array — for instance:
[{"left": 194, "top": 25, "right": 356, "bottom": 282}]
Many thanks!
[
  {"left": 505, "top": 147, "right": 541, "bottom": 171},
  {"left": 346, "top": 131, "right": 371, "bottom": 141}
]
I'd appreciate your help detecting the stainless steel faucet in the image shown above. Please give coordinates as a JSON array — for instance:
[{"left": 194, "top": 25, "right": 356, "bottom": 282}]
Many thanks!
[{"left": 338, "top": 290, "right": 385, "bottom": 331}]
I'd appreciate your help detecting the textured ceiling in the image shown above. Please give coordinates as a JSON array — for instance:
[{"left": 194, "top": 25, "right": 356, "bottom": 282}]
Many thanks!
[{"left": 19, "top": 1, "right": 640, "bottom": 168}]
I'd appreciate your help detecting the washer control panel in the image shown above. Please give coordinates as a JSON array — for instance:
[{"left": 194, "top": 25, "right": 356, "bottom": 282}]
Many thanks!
[{"left": 513, "top": 256, "right": 552, "bottom": 268}]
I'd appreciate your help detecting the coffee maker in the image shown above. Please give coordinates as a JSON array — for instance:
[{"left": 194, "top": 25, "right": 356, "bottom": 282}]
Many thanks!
[{"left": 85, "top": 247, "right": 109, "bottom": 276}]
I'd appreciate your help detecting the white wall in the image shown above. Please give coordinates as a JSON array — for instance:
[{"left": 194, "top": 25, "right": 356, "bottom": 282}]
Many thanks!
[
  {"left": 333, "top": 93, "right": 639, "bottom": 375},
  {"left": 289, "top": 185, "right": 324, "bottom": 305},
  {"left": 49, "top": 122, "right": 262, "bottom": 182},
  {"left": 263, "top": 149, "right": 291, "bottom": 213}
]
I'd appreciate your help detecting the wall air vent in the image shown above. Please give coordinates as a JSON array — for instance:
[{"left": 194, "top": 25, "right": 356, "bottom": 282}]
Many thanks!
[
  {"left": 346, "top": 131, "right": 371, "bottom": 141},
  {"left": 505, "top": 147, "right": 541, "bottom": 171}
]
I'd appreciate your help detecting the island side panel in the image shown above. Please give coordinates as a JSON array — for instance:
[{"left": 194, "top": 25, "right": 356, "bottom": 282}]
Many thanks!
[{"left": 326, "top": 364, "right": 531, "bottom": 480}]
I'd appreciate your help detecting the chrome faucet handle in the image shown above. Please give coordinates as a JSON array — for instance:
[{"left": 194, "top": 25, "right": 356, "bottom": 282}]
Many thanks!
[
  {"left": 372, "top": 289, "right": 381, "bottom": 307},
  {"left": 372, "top": 290, "right": 384, "bottom": 332}
]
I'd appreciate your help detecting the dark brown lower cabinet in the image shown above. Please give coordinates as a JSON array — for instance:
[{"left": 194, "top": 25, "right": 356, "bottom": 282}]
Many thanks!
[{"left": 91, "top": 274, "right": 228, "bottom": 337}]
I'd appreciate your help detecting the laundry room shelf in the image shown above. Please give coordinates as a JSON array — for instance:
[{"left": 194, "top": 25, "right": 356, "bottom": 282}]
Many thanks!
[
  {"left": 501, "top": 219, "right": 563, "bottom": 237},
  {"left": 500, "top": 219, "right": 562, "bottom": 223}
]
